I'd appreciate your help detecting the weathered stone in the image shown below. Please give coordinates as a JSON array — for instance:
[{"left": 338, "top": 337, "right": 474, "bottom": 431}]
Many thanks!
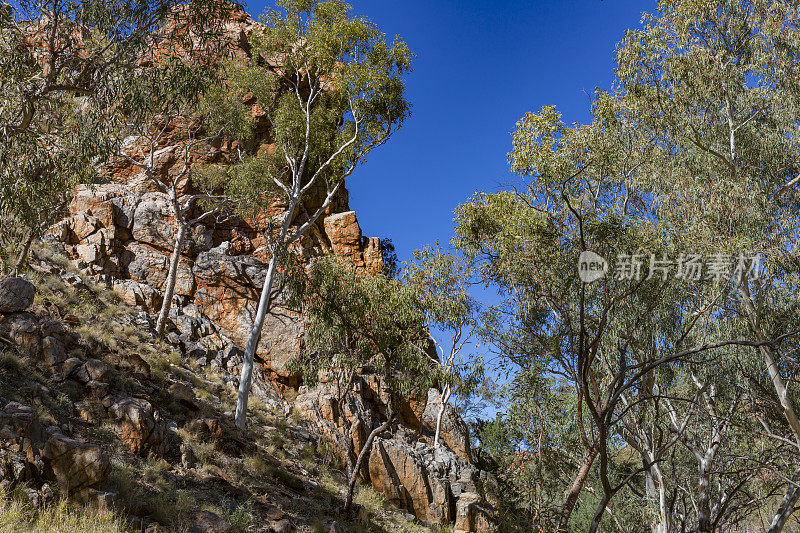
[
  {"left": 84, "top": 358, "right": 111, "bottom": 382},
  {"left": 41, "top": 431, "right": 110, "bottom": 496},
  {"left": 0, "top": 312, "right": 40, "bottom": 352},
  {"left": 109, "top": 397, "right": 167, "bottom": 456},
  {"left": 369, "top": 436, "right": 436, "bottom": 523},
  {"left": 189, "top": 510, "right": 234, "bottom": 533},
  {"left": 75, "top": 243, "right": 102, "bottom": 264},
  {"left": 62, "top": 358, "right": 85, "bottom": 381},
  {"left": 42, "top": 336, "right": 67, "bottom": 367},
  {"left": 131, "top": 192, "right": 177, "bottom": 249},
  {"left": 323, "top": 211, "right": 363, "bottom": 266},
  {"left": 125, "top": 242, "right": 196, "bottom": 296},
  {"left": 113, "top": 279, "right": 162, "bottom": 311},
  {"left": 0, "top": 278, "right": 35, "bottom": 313},
  {"left": 454, "top": 492, "right": 498, "bottom": 533},
  {"left": 422, "top": 389, "right": 472, "bottom": 462}
]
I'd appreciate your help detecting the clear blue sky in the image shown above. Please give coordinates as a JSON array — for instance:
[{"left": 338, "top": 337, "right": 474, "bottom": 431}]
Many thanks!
[{"left": 253, "top": 0, "right": 654, "bottom": 261}]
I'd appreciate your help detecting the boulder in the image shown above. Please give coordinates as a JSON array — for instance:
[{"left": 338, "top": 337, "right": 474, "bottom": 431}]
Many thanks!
[
  {"left": 109, "top": 397, "right": 167, "bottom": 456},
  {"left": 42, "top": 336, "right": 67, "bottom": 368},
  {"left": 41, "top": 431, "right": 110, "bottom": 498},
  {"left": 0, "top": 313, "right": 40, "bottom": 355},
  {"left": 0, "top": 278, "right": 35, "bottom": 313},
  {"left": 84, "top": 358, "right": 111, "bottom": 382}
]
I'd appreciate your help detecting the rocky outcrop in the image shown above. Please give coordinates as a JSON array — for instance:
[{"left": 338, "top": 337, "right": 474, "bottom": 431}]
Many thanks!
[
  {"left": 368, "top": 434, "right": 498, "bottom": 532},
  {"left": 0, "top": 401, "right": 110, "bottom": 503},
  {"left": 47, "top": 175, "right": 497, "bottom": 530},
  {"left": 421, "top": 389, "right": 472, "bottom": 462},
  {"left": 40, "top": 6, "right": 497, "bottom": 530},
  {"left": 296, "top": 378, "right": 497, "bottom": 533}
]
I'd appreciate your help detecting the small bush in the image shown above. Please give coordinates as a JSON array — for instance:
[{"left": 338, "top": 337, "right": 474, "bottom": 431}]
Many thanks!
[{"left": 0, "top": 352, "right": 23, "bottom": 374}]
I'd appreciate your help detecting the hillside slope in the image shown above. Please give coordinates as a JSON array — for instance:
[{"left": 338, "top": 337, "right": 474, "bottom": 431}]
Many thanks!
[{"left": 0, "top": 249, "right": 469, "bottom": 532}]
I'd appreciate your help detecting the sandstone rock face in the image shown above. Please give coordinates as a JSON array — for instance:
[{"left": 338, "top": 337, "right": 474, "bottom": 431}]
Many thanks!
[
  {"left": 323, "top": 211, "right": 363, "bottom": 267},
  {"left": 421, "top": 389, "right": 472, "bottom": 462},
  {"left": 296, "top": 376, "right": 497, "bottom": 531},
  {"left": 368, "top": 434, "right": 498, "bottom": 532},
  {"left": 0, "top": 278, "right": 35, "bottom": 313}
]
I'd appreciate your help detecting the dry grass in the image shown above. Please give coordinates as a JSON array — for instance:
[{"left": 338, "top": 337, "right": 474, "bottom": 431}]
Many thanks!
[{"left": 0, "top": 493, "right": 127, "bottom": 533}]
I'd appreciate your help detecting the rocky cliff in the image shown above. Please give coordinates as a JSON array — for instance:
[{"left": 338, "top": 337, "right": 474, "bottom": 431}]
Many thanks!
[{"left": 36, "top": 6, "right": 498, "bottom": 532}]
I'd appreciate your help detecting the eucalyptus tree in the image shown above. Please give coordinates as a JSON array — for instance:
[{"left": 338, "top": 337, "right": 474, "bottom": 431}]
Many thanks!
[
  {"left": 286, "top": 255, "right": 434, "bottom": 514},
  {"left": 0, "top": 0, "right": 233, "bottom": 268},
  {"left": 404, "top": 246, "right": 477, "bottom": 448},
  {"left": 477, "top": 369, "right": 585, "bottom": 532},
  {"left": 114, "top": 62, "right": 234, "bottom": 337},
  {"left": 451, "top": 90, "right": 789, "bottom": 532},
  {"left": 210, "top": 0, "right": 413, "bottom": 429},
  {"left": 616, "top": 2, "right": 800, "bottom": 529}
]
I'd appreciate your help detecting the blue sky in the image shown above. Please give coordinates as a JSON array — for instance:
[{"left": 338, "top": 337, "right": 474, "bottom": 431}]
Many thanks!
[{"left": 248, "top": 0, "right": 656, "bottom": 262}]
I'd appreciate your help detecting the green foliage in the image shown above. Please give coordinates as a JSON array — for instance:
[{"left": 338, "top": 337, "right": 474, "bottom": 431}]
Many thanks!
[
  {"left": 289, "top": 256, "right": 435, "bottom": 400},
  {"left": 445, "top": 2, "right": 800, "bottom": 531},
  {"left": 0, "top": 0, "right": 236, "bottom": 237},
  {"left": 203, "top": 0, "right": 413, "bottom": 220}
]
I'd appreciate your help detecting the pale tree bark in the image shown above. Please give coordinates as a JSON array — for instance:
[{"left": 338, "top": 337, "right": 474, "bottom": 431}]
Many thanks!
[
  {"left": 429, "top": 331, "right": 466, "bottom": 448},
  {"left": 233, "top": 80, "right": 395, "bottom": 428},
  {"left": 155, "top": 222, "right": 187, "bottom": 337},
  {"left": 236, "top": 248, "right": 280, "bottom": 429},
  {"left": 344, "top": 413, "right": 394, "bottom": 514},
  {"left": 741, "top": 282, "right": 800, "bottom": 533},
  {"left": 117, "top": 114, "right": 231, "bottom": 339},
  {"left": 767, "top": 469, "right": 800, "bottom": 533},
  {"left": 233, "top": 181, "right": 341, "bottom": 430},
  {"left": 434, "top": 383, "right": 451, "bottom": 447}
]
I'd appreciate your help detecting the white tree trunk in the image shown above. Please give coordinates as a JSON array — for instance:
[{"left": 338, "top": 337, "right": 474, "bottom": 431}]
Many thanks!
[
  {"left": 156, "top": 223, "right": 187, "bottom": 337},
  {"left": 235, "top": 251, "right": 278, "bottom": 429},
  {"left": 742, "top": 283, "right": 800, "bottom": 448},
  {"left": 434, "top": 384, "right": 451, "bottom": 447},
  {"left": 768, "top": 471, "right": 800, "bottom": 533}
]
